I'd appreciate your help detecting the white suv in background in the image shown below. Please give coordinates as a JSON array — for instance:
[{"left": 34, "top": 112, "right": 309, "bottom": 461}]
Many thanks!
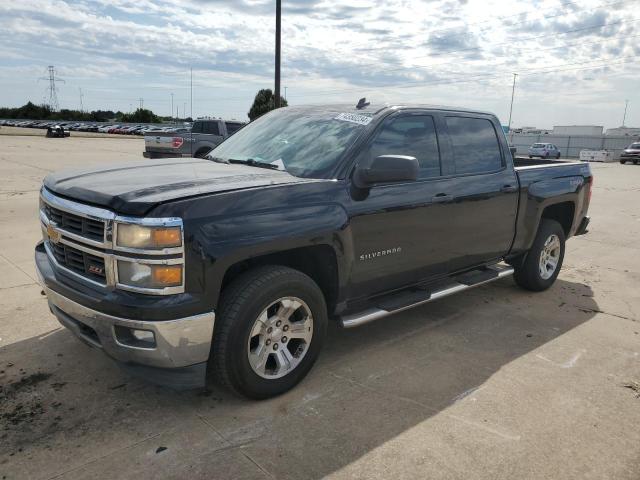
[{"left": 528, "top": 143, "right": 561, "bottom": 159}]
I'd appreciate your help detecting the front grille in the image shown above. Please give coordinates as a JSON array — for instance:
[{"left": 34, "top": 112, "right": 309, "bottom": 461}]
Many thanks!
[
  {"left": 50, "top": 242, "right": 107, "bottom": 283},
  {"left": 44, "top": 204, "right": 104, "bottom": 242}
]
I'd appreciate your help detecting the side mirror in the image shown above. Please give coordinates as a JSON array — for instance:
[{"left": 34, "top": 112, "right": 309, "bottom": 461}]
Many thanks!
[{"left": 353, "top": 155, "right": 419, "bottom": 188}]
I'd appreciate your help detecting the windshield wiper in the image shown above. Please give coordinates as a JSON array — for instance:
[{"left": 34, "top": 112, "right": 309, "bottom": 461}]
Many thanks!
[
  {"left": 228, "top": 158, "right": 281, "bottom": 170},
  {"left": 208, "top": 156, "right": 230, "bottom": 164}
]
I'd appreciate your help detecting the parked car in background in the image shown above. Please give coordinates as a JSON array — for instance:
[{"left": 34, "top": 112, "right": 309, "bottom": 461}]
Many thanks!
[
  {"left": 528, "top": 143, "right": 561, "bottom": 159},
  {"left": 619, "top": 142, "right": 640, "bottom": 164},
  {"left": 46, "top": 125, "right": 70, "bottom": 138},
  {"left": 143, "top": 118, "right": 245, "bottom": 159}
]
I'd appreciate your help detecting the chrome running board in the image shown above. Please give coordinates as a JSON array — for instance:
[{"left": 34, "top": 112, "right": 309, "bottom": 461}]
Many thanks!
[{"left": 339, "top": 264, "right": 514, "bottom": 329}]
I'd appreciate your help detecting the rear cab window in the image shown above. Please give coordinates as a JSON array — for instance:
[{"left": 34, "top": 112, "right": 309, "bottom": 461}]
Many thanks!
[
  {"left": 202, "top": 122, "right": 221, "bottom": 135},
  {"left": 445, "top": 116, "right": 504, "bottom": 175},
  {"left": 225, "top": 122, "right": 244, "bottom": 135}
]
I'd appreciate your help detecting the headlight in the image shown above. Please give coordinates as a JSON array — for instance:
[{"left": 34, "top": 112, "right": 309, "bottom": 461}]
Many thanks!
[
  {"left": 116, "top": 224, "right": 182, "bottom": 250},
  {"left": 117, "top": 261, "right": 183, "bottom": 289}
]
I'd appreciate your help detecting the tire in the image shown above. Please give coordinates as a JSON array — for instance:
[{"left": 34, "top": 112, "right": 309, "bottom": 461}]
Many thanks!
[
  {"left": 544, "top": 152, "right": 550, "bottom": 159},
  {"left": 556, "top": 152, "right": 561, "bottom": 159},
  {"left": 620, "top": 159, "right": 626, "bottom": 164},
  {"left": 529, "top": 155, "right": 533, "bottom": 159},
  {"left": 194, "top": 148, "right": 211, "bottom": 159},
  {"left": 514, "top": 219, "right": 565, "bottom": 292},
  {"left": 210, "top": 265, "right": 328, "bottom": 399},
  {"left": 634, "top": 160, "right": 638, "bottom": 165}
]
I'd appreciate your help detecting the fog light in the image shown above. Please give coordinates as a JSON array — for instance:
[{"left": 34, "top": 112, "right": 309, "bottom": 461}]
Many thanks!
[
  {"left": 132, "top": 329, "right": 155, "bottom": 342},
  {"left": 114, "top": 325, "right": 157, "bottom": 348}
]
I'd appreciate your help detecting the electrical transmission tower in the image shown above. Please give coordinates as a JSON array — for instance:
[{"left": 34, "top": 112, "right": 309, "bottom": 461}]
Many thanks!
[{"left": 39, "top": 66, "right": 65, "bottom": 111}]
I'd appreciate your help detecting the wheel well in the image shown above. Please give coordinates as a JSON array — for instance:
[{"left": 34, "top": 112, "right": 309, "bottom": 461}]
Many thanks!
[
  {"left": 541, "top": 202, "right": 574, "bottom": 236},
  {"left": 221, "top": 245, "right": 339, "bottom": 312},
  {"left": 194, "top": 147, "right": 212, "bottom": 158}
]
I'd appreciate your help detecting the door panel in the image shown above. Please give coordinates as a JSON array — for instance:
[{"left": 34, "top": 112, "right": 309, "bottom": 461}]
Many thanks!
[
  {"left": 439, "top": 115, "right": 518, "bottom": 272},
  {"left": 347, "top": 112, "right": 452, "bottom": 299}
]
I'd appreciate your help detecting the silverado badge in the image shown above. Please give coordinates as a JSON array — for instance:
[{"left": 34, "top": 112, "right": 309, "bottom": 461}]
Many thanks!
[{"left": 47, "top": 224, "right": 60, "bottom": 244}]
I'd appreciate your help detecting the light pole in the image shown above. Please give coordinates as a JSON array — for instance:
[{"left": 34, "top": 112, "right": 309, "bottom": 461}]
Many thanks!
[
  {"left": 507, "top": 73, "right": 518, "bottom": 132},
  {"left": 171, "top": 93, "right": 174, "bottom": 123},
  {"left": 622, "top": 99, "right": 629, "bottom": 126},
  {"left": 274, "top": 0, "right": 281, "bottom": 108}
]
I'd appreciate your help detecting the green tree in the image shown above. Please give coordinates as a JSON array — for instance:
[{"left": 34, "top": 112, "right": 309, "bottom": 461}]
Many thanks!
[
  {"left": 119, "top": 108, "right": 160, "bottom": 123},
  {"left": 247, "top": 89, "right": 288, "bottom": 121}
]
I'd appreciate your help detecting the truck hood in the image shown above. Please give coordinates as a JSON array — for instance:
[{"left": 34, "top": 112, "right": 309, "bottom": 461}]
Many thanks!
[{"left": 44, "top": 158, "right": 316, "bottom": 216}]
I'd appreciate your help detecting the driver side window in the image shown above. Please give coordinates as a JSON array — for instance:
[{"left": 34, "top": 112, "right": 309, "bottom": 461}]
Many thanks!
[{"left": 364, "top": 114, "right": 441, "bottom": 179}]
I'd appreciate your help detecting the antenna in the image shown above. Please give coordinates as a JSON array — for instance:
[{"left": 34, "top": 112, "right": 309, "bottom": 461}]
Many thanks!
[
  {"left": 356, "top": 98, "right": 370, "bottom": 110},
  {"left": 38, "top": 66, "right": 65, "bottom": 111}
]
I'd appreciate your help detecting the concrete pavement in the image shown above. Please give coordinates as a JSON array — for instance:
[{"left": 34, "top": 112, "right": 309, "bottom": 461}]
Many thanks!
[{"left": 1, "top": 135, "right": 639, "bottom": 479}]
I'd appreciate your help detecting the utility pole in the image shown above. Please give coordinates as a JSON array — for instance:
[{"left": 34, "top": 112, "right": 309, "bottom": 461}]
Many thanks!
[
  {"left": 39, "top": 66, "right": 64, "bottom": 111},
  {"left": 171, "top": 93, "right": 174, "bottom": 122},
  {"left": 507, "top": 73, "right": 518, "bottom": 132},
  {"left": 79, "top": 87, "right": 84, "bottom": 112},
  {"left": 183, "top": 102, "right": 186, "bottom": 121},
  {"left": 274, "top": 0, "right": 281, "bottom": 108},
  {"left": 622, "top": 99, "right": 629, "bottom": 126}
]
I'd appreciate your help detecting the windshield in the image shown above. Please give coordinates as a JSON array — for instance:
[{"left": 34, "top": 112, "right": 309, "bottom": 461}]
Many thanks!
[
  {"left": 629, "top": 143, "right": 640, "bottom": 149},
  {"left": 208, "top": 108, "right": 371, "bottom": 178}
]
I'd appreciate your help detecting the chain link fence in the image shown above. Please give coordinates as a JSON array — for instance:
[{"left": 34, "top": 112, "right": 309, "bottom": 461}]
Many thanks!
[{"left": 507, "top": 133, "right": 639, "bottom": 159}]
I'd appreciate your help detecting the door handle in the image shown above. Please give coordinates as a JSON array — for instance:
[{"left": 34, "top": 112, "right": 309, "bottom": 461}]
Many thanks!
[
  {"left": 432, "top": 193, "right": 453, "bottom": 203},
  {"left": 500, "top": 184, "right": 518, "bottom": 193}
]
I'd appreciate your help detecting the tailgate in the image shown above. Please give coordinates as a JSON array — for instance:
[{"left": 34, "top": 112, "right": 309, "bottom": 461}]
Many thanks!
[{"left": 144, "top": 134, "right": 180, "bottom": 151}]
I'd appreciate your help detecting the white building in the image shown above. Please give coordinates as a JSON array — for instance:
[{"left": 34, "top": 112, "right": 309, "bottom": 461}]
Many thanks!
[
  {"left": 605, "top": 126, "right": 640, "bottom": 136},
  {"left": 552, "top": 125, "right": 604, "bottom": 136}
]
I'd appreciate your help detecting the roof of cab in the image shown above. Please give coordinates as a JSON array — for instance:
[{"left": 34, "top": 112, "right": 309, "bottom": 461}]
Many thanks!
[{"left": 285, "top": 103, "right": 497, "bottom": 118}]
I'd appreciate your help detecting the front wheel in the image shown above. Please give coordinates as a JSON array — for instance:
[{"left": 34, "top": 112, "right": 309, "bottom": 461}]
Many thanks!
[
  {"left": 514, "top": 219, "right": 565, "bottom": 291},
  {"left": 620, "top": 159, "right": 626, "bottom": 164},
  {"left": 210, "top": 266, "right": 327, "bottom": 399}
]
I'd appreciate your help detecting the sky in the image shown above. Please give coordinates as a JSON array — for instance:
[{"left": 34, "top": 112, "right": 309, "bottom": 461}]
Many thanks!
[{"left": 0, "top": 0, "right": 638, "bottom": 128}]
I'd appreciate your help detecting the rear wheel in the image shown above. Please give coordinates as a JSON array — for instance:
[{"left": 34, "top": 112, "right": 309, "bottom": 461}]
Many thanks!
[
  {"left": 514, "top": 219, "right": 565, "bottom": 291},
  {"left": 620, "top": 159, "right": 626, "bottom": 164},
  {"left": 210, "top": 266, "right": 327, "bottom": 399},
  {"left": 634, "top": 160, "right": 638, "bottom": 165},
  {"left": 556, "top": 152, "right": 561, "bottom": 159}
]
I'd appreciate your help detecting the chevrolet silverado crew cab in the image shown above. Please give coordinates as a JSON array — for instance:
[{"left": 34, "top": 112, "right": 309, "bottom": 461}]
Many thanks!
[
  {"left": 143, "top": 118, "right": 245, "bottom": 159},
  {"left": 35, "top": 102, "right": 592, "bottom": 399}
]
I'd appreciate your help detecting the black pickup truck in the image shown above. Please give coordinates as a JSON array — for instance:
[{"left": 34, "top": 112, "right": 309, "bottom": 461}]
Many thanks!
[{"left": 35, "top": 103, "right": 592, "bottom": 399}]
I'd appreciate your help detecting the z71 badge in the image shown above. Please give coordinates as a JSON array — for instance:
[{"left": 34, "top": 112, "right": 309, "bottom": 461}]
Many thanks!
[{"left": 359, "top": 247, "right": 402, "bottom": 261}]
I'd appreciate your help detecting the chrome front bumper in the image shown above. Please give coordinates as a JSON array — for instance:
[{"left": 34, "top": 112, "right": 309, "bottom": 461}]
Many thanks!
[{"left": 37, "top": 266, "right": 215, "bottom": 371}]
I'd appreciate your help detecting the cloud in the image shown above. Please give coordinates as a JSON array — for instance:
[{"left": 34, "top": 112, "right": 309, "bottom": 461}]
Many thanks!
[{"left": 0, "top": 0, "right": 637, "bottom": 127}]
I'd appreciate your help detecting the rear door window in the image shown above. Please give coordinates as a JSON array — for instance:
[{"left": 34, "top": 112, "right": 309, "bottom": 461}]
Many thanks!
[
  {"left": 202, "top": 122, "right": 221, "bottom": 135},
  {"left": 225, "top": 122, "right": 244, "bottom": 135},
  {"left": 445, "top": 116, "right": 503, "bottom": 174}
]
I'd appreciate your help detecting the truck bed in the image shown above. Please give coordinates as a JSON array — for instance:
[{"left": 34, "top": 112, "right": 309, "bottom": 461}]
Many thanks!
[{"left": 513, "top": 156, "right": 581, "bottom": 168}]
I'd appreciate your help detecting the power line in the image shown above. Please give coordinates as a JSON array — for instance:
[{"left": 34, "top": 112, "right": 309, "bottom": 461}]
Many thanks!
[
  {"left": 304, "top": 0, "right": 633, "bottom": 54},
  {"left": 297, "top": 16, "right": 639, "bottom": 74},
  {"left": 287, "top": 55, "right": 638, "bottom": 98}
]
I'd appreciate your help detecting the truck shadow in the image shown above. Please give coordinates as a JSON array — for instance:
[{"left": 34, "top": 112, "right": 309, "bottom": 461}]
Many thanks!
[{"left": 0, "top": 278, "right": 600, "bottom": 479}]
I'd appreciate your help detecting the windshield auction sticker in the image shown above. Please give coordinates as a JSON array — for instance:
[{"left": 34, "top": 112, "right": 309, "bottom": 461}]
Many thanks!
[{"left": 334, "top": 113, "right": 373, "bottom": 126}]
